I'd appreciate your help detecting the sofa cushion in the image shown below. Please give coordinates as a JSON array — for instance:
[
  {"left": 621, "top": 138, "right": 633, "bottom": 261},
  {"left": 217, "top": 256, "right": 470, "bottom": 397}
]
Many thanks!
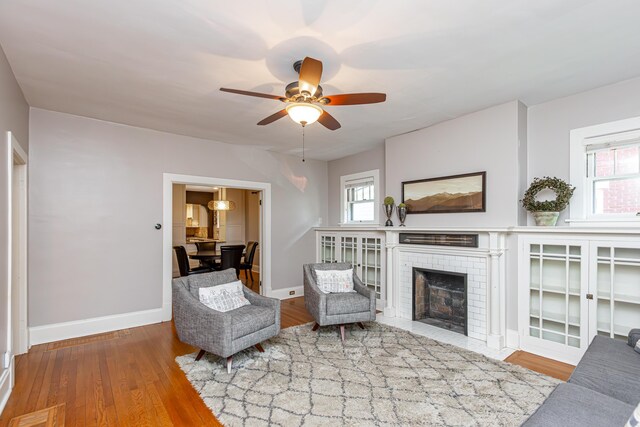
[
  {"left": 326, "top": 292, "right": 369, "bottom": 316},
  {"left": 569, "top": 335, "right": 640, "bottom": 405},
  {"left": 187, "top": 269, "right": 238, "bottom": 298},
  {"left": 229, "top": 305, "right": 275, "bottom": 339},
  {"left": 522, "top": 383, "right": 634, "bottom": 427}
]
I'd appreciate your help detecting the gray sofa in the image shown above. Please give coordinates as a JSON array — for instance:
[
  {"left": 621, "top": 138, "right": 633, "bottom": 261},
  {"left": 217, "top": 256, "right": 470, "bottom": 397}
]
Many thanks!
[
  {"left": 173, "top": 269, "right": 280, "bottom": 373},
  {"left": 303, "top": 263, "right": 376, "bottom": 341},
  {"left": 523, "top": 335, "right": 640, "bottom": 426}
]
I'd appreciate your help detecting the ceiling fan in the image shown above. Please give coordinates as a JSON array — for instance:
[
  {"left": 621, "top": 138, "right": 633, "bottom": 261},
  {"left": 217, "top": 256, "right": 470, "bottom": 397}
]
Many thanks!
[{"left": 220, "top": 57, "right": 386, "bottom": 131}]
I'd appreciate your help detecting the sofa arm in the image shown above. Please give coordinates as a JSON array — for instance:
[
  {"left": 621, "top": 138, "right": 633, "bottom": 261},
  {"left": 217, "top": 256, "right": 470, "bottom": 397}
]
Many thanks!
[
  {"left": 172, "top": 282, "right": 232, "bottom": 353},
  {"left": 629, "top": 328, "right": 640, "bottom": 347},
  {"left": 243, "top": 287, "right": 281, "bottom": 330},
  {"left": 353, "top": 274, "right": 376, "bottom": 319},
  {"left": 303, "top": 265, "right": 326, "bottom": 323}
]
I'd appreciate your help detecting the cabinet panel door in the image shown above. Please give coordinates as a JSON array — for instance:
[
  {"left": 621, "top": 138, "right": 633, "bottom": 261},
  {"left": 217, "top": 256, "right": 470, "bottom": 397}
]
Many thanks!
[
  {"left": 318, "top": 234, "right": 337, "bottom": 263},
  {"left": 339, "top": 235, "right": 359, "bottom": 270},
  {"left": 589, "top": 241, "right": 640, "bottom": 343},
  {"left": 520, "top": 237, "right": 589, "bottom": 365},
  {"left": 360, "top": 236, "right": 384, "bottom": 308}
]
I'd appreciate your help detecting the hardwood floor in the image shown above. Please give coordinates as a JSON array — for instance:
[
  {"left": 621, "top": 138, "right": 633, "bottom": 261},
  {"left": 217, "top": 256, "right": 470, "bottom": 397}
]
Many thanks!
[
  {"left": 504, "top": 350, "right": 575, "bottom": 381},
  {"left": 1, "top": 290, "right": 573, "bottom": 426}
]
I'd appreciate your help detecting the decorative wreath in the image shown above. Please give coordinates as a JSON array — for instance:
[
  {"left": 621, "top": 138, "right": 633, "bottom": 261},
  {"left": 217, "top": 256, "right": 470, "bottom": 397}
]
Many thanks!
[{"left": 521, "top": 176, "right": 575, "bottom": 212}]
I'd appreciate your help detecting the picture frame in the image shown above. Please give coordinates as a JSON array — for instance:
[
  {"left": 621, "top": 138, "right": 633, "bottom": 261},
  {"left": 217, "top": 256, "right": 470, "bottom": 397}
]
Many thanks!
[{"left": 402, "top": 171, "right": 486, "bottom": 214}]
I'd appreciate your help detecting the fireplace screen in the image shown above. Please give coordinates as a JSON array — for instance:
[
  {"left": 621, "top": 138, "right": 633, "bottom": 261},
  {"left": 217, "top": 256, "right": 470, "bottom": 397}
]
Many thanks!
[{"left": 412, "top": 268, "right": 467, "bottom": 335}]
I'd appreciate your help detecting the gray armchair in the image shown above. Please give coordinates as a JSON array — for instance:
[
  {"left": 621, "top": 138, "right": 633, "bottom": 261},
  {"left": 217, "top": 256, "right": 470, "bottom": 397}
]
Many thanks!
[
  {"left": 303, "top": 263, "right": 376, "bottom": 341},
  {"left": 173, "top": 269, "right": 280, "bottom": 373}
]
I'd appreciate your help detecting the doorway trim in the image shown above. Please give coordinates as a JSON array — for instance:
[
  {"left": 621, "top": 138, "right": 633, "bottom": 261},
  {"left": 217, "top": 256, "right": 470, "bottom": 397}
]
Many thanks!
[
  {"left": 162, "top": 173, "right": 271, "bottom": 321},
  {"left": 1, "top": 132, "right": 28, "bottom": 413}
]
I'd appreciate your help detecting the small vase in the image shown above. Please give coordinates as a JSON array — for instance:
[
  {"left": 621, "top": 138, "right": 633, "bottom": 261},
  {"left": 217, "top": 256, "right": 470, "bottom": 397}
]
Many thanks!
[
  {"left": 397, "top": 206, "right": 407, "bottom": 226},
  {"left": 384, "top": 204, "right": 394, "bottom": 226},
  {"left": 532, "top": 211, "right": 559, "bottom": 226}
]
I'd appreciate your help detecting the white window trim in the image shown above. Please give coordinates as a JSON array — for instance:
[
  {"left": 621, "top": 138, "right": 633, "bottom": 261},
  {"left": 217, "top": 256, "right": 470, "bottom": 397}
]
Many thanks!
[
  {"left": 569, "top": 116, "right": 640, "bottom": 226},
  {"left": 340, "top": 169, "right": 380, "bottom": 226}
]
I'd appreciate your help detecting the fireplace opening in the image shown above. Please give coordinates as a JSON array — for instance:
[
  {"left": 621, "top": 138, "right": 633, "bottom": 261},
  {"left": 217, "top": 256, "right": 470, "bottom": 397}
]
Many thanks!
[{"left": 412, "top": 268, "right": 467, "bottom": 335}]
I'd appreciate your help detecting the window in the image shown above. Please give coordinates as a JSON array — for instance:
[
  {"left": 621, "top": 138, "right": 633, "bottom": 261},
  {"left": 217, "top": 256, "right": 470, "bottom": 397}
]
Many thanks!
[
  {"left": 587, "top": 143, "right": 640, "bottom": 215},
  {"left": 340, "top": 170, "right": 379, "bottom": 225},
  {"left": 570, "top": 117, "right": 640, "bottom": 223}
]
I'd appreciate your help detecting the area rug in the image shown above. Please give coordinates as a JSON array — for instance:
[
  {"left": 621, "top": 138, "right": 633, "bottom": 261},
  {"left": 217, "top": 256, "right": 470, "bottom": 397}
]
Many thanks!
[{"left": 176, "top": 322, "right": 559, "bottom": 426}]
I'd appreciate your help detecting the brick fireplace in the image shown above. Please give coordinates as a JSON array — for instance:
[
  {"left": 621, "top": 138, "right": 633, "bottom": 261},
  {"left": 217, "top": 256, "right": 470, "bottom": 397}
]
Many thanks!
[{"left": 412, "top": 268, "right": 467, "bottom": 335}]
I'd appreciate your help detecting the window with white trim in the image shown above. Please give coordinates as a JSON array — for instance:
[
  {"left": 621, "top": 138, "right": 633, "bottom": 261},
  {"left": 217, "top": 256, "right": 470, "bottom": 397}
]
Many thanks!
[
  {"left": 586, "top": 141, "right": 640, "bottom": 216},
  {"left": 569, "top": 117, "right": 640, "bottom": 223},
  {"left": 340, "top": 170, "right": 379, "bottom": 225}
]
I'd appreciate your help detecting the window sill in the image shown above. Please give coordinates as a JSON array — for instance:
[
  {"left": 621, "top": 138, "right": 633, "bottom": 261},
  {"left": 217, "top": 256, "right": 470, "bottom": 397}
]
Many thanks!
[
  {"left": 565, "top": 218, "right": 640, "bottom": 227},
  {"left": 339, "top": 222, "right": 380, "bottom": 227}
]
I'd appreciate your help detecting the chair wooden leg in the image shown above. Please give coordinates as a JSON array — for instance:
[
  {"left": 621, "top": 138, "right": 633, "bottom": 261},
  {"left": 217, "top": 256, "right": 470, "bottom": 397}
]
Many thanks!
[
  {"left": 312, "top": 322, "right": 320, "bottom": 331},
  {"left": 226, "top": 356, "right": 232, "bottom": 374},
  {"left": 195, "top": 349, "right": 206, "bottom": 361},
  {"left": 255, "top": 343, "right": 264, "bottom": 352},
  {"left": 339, "top": 324, "right": 345, "bottom": 342},
  {"left": 357, "top": 322, "right": 365, "bottom": 330}
]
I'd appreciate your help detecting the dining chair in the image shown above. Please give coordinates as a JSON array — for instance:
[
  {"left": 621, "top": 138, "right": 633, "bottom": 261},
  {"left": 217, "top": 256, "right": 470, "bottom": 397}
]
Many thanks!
[
  {"left": 194, "top": 241, "right": 217, "bottom": 252},
  {"left": 173, "top": 246, "right": 213, "bottom": 277},
  {"left": 194, "top": 241, "right": 217, "bottom": 268},
  {"left": 239, "top": 241, "right": 258, "bottom": 284},
  {"left": 215, "top": 245, "right": 246, "bottom": 278}
]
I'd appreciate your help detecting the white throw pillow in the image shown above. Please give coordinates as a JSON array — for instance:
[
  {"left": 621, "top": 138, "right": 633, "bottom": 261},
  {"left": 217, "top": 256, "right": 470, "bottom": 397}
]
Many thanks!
[
  {"left": 636, "top": 339, "right": 640, "bottom": 354},
  {"left": 625, "top": 401, "right": 640, "bottom": 427},
  {"left": 199, "top": 280, "right": 250, "bottom": 312},
  {"left": 314, "top": 269, "right": 355, "bottom": 293}
]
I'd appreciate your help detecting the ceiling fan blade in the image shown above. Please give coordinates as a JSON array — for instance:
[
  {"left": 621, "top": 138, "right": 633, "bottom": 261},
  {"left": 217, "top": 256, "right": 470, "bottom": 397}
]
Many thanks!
[
  {"left": 323, "top": 93, "right": 387, "bottom": 105},
  {"left": 298, "top": 57, "right": 323, "bottom": 96},
  {"left": 257, "top": 109, "right": 288, "bottom": 126},
  {"left": 220, "top": 88, "right": 285, "bottom": 101},
  {"left": 317, "top": 110, "right": 341, "bottom": 130}
]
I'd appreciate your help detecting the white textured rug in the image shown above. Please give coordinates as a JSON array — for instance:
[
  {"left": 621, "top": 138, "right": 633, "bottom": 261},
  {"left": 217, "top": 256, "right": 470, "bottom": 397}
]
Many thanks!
[{"left": 176, "top": 322, "right": 558, "bottom": 426}]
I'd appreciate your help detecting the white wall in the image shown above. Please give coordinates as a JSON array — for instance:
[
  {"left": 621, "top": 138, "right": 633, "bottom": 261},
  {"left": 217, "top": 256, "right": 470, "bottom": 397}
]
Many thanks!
[
  {"left": 327, "top": 144, "right": 385, "bottom": 226},
  {"left": 528, "top": 76, "right": 640, "bottom": 224},
  {"left": 385, "top": 101, "right": 526, "bottom": 227},
  {"left": 0, "top": 44, "right": 28, "bottom": 370},
  {"left": 28, "top": 108, "right": 327, "bottom": 327}
]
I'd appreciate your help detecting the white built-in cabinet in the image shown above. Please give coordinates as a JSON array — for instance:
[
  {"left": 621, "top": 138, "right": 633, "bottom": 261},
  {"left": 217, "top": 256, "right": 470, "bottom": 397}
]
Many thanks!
[
  {"left": 317, "top": 231, "right": 385, "bottom": 309},
  {"left": 519, "top": 235, "right": 640, "bottom": 364}
]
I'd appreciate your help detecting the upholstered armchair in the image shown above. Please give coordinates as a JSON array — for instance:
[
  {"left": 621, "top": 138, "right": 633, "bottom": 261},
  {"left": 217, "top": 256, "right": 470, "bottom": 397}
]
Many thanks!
[
  {"left": 303, "top": 263, "right": 376, "bottom": 341},
  {"left": 172, "top": 269, "right": 280, "bottom": 373}
]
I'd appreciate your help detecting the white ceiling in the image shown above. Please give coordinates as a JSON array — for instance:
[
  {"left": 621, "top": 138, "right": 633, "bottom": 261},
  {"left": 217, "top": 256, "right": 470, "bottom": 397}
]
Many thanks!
[{"left": 2, "top": 1, "right": 640, "bottom": 160}]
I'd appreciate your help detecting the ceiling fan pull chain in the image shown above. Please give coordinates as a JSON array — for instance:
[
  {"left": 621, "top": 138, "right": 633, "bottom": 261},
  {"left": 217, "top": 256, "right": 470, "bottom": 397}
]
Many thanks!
[{"left": 302, "top": 124, "right": 306, "bottom": 162}]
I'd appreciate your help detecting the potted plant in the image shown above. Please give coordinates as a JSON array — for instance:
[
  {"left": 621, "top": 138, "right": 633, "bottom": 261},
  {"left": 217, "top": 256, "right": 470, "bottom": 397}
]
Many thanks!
[
  {"left": 397, "top": 203, "right": 407, "bottom": 227},
  {"left": 521, "top": 177, "right": 575, "bottom": 226},
  {"left": 383, "top": 196, "right": 395, "bottom": 226}
]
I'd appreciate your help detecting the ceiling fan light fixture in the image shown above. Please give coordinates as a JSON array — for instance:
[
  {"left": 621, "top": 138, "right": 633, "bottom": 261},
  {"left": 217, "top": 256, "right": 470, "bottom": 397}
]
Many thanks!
[{"left": 285, "top": 102, "right": 322, "bottom": 126}]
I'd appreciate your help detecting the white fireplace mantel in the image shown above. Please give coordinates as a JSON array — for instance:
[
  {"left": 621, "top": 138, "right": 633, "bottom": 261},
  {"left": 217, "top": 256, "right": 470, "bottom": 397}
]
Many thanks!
[{"left": 382, "top": 229, "right": 508, "bottom": 350}]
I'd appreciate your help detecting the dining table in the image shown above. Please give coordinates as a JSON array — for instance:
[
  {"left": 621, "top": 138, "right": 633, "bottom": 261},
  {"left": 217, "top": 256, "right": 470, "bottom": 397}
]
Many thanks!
[
  {"left": 188, "top": 248, "right": 247, "bottom": 265},
  {"left": 188, "top": 250, "right": 221, "bottom": 264}
]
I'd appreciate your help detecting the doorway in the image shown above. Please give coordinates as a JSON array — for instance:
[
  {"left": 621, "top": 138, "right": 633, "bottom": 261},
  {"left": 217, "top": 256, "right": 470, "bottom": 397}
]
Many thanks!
[
  {"left": 1, "top": 132, "right": 28, "bottom": 410},
  {"left": 173, "top": 185, "right": 262, "bottom": 292},
  {"left": 10, "top": 135, "right": 28, "bottom": 356},
  {"left": 161, "top": 174, "right": 271, "bottom": 322}
]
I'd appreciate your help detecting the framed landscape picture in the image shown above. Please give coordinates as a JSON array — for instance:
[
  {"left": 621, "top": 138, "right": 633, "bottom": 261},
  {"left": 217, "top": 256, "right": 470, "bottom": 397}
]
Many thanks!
[{"left": 402, "top": 172, "right": 486, "bottom": 214}]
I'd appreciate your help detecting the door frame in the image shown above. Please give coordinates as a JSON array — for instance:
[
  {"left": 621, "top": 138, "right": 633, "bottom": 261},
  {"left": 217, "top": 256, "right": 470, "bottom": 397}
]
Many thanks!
[
  {"left": 162, "top": 173, "right": 271, "bottom": 321},
  {"left": 1, "top": 132, "right": 28, "bottom": 412}
]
